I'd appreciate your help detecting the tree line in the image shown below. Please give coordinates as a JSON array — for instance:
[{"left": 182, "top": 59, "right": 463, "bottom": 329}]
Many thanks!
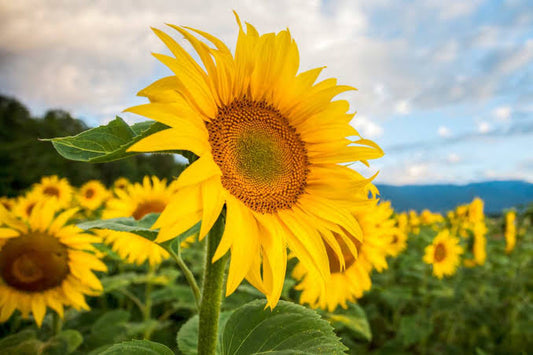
[{"left": 0, "top": 96, "right": 185, "bottom": 196}]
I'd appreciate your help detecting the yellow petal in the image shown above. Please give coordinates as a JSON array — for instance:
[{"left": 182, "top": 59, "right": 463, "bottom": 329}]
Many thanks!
[{"left": 128, "top": 128, "right": 210, "bottom": 157}]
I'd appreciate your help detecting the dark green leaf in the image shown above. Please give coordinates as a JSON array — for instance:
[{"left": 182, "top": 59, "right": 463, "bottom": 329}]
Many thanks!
[
  {"left": 221, "top": 300, "right": 347, "bottom": 354},
  {"left": 43, "top": 117, "right": 170, "bottom": 163},
  {"left": 324, "top": 303, "right": 372, "bottom": 342},
  {"left": 177, "top": 311, "right": 233, "bottom": 355},
  {"left": 42, "top": 330, "right": 83, "bottom": 354},
  {"left": 0, "top": 329, "right": 37, "bottom": 350},
  {"left": 99, "top": 339, "right": 174, "bottom": 355}
]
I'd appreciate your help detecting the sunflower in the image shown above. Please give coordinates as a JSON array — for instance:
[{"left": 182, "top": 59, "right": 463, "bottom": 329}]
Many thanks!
[
  {"left": 78, "top": 180, "right": 110, "bottom": 211},
  {"left": 423, "top": 230, "right": 463, "bottom": 279},
  {"left": 125, "top": 15, "right": 383, "bottom": 307},
  {"left": 472, "top": 222, "right": 487, "bottom": 265},
  {"left": 504, "top": 211, "right": 516, "bottom": 254},
  {"left": 32, "top": 176, "right": 74, "bottom": 209},
  {"left": 293, "top": 196, "right": 392, "bottom": 311},
  {"left": 113, "top": 177, "right": 130, "bottom": 192},
  {"left": 0, "top": 201, "right": 106, "bottom": 327},
  {"left": 0, "top": 197, "right": 14, "bottom": 211},
  {"left": 13, "top": 191, "right": 44, "bottom": 220},
  {"left": 102, "top": 176, "right": 175, "bottom": 266}
]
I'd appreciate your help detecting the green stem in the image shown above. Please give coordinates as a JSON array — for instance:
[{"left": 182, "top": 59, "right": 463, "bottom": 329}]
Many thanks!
[
  {"left": 118, "top": 288, "right": 144, "bottom": 314},
  {"left": 166, "top": 247, "right": 201, "bottom": 310},
  {"left": 143, "top": 264, "right": 156, "bottom": 339},
  {"left": 52, "top": 312, "right": 62, "bottom": 336},
  {"left": 198, "top": 214, "right": 228, "bottom": 355}
]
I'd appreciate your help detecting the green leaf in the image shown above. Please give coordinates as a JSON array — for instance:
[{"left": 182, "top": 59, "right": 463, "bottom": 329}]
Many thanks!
[
  {"left": 177, "top": 311, "right": 233, "bottom": 355},
  {"left": 43, "top": 116, "right": 171, "bottom": 163},
  {"left": 99, "top": 339, "right": 174, "bottom": 355},
  {"left": 86, "top": 310, "right": 130, "bottom": 347},
  {"left": 325, "top": 303, "right": 372, "bottom": 342},
  {"left": 77, "top": 214, "right": 160, "bottom": 241},
  {"left": 0, "top": 329, "right": 37, "bottom": 350},
  {"left": 42, "top": 330, "right": 83, "bottom": 354},
  {"left": 77, "top": 213, "right": 200, "bottom": 245},
  {"left": 221, "top": 300, "right": 347, "bottom": 354},
  {"left": 397, "top": 314, "right": 433, "bottom": 347}
]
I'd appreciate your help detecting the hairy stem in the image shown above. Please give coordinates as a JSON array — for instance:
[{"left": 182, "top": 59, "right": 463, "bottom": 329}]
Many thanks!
[{"left": 198, "top": 214, "right": 228, "bottom": 355}]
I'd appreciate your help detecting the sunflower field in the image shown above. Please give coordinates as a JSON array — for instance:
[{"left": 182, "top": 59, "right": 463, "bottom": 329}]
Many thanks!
[{"left": 1, "top": 15, "right": 532, "bottom": 355}]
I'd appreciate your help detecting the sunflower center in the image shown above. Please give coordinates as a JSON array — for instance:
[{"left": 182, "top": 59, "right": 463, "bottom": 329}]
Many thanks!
[
  {"left": 206, "top": 98, "right": 309, "bottom": 214},
  {"left": 43, "top": 186, "right": 60, "bottom": 197},
  {"left": 434, "top": 243, "right": 447, "bottom": 262},
  {"left": 0, "top": 232, "right": 69, "bottom": 292},
  {"left": 325, "top": 232, "right": 362, "bottom": 274},
  {"left": 132, "top": 200, "right": 166, "bottom": 220},
  {"left": 85, "top": 188, "right": 95, "bottom": 199},
  {"left": 26, "top": 203, "right": 36, "bottom": 217}
]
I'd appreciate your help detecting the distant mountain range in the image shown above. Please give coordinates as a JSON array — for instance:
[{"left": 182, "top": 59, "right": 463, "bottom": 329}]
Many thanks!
[{"left": 375, "top": 180, "right": 533, "bottom": 214}]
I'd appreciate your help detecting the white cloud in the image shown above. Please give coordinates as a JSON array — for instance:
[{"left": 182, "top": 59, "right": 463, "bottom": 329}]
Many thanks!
[
  {"left": 477, "top": 121, "right": 492, "bottom": 134},
  {"left": 351, "top": 115, "right": 384, "bottom": 139},
  {"left": 395, "top": 100, "right": 411, "bottom": 115},
  {"left": 447, "top": 153, "right": 461, "bottom": 164},
  {"left": 438, "top": 125, "right": 451, "bottom": 137},
  {"left": 493, "top": 106, "right": 512, "bottom": 121}
]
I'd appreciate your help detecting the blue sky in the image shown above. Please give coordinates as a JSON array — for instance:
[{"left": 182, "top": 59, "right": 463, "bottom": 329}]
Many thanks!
[{"left": 0, "top": 0, "right": 531, "bottom": 185}]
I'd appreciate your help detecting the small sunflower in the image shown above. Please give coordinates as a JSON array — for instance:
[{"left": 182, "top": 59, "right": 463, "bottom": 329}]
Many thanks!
[
  {"left": 113, "top": 177, "right": 130, "bottom": 192},
  {"left": 126, "top": 14, "right": 383, "bottom": 307},
  {"left": 78, "top": 180, "right": 110, "bottom": 211},
  {"left": 293, "top": 197, "right": 392, "bottom": 311},
  {"left": 0, "top": 201, "right": 106, "bottom": 327},
  {"left": 32, "top": 176, "right": 74, "bottom": 209},
  {"left": 0, "top": 197, "right": 15, "bottom": 211},
  {"left": 13, "top": 191, "right": 44, "bottom": 220},
  {"left": 102, "top": 176, "right": 175, "bottom": 266},
  {"left": 504, "top": 210, "right": 516, "bottom": 254},
  {"left": 423, "top": 230, "right": 463, "bottom": 279}
]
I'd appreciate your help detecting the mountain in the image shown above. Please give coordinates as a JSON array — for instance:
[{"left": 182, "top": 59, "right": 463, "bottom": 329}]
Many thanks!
[{"left": 376, "top": 181, "right": 533, "bottom": 214}]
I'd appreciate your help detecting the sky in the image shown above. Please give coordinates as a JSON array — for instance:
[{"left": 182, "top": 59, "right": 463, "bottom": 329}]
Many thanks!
[{"left": 0, "top": 0, "right": 531, "bottom": 185}]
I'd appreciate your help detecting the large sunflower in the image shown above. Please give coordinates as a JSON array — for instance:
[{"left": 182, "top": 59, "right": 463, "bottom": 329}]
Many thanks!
[
  {"left": 423, "top": 230, "right": 463, "bottom": 279},
  {"left": 126, "top": 15, "right": 383, "bottom": 307},
  {"left": 102, "top": 176, "right": 176, "bottom": 266},
  {"left": 0, "top": 202, "right": 106, "bottom": 327},
  {"left": 293, "top": 196, "right": 393, "bottom": 311},
  {"left": 32, "top": 176, "right": 74, "bottom": 209}
]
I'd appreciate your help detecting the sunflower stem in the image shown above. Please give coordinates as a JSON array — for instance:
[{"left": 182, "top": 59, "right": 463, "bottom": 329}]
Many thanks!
[
  {"left": 166, "top": 247, "right": 201, "bottom": 310},
  {"left": 143, "top": 264, "right": 155, "bottom": 339},
  {"left": 52, "top": 312, "right": 62, "bottom": 336},
  {"left": 198, "top": 213, "right": 228, "bottom": 355}
]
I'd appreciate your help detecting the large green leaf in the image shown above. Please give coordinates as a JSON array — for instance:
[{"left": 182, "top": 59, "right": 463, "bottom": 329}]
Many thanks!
[
  {"left": 177, "top": 311, "right": 233, "bottom": 355},
  {"left": 324, "top": 303, "right": 372, "bottom": 342},
  {"left": 77, "top": 213, "right": 200, "bottom": 244},
  {"left": 99, "top": 339, "right": 174, "bottom": 355},
  {"left": 43, "top": 116, "right": 171, "bottom": 163},
  {"left": 221, "top": 300, "right": 347, "bottom": 354}
]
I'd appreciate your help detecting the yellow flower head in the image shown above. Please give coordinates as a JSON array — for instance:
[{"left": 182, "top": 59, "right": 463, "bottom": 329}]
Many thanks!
[
  {"left": 504, "top": 210, "right": 516, "bottom": 254},
  {"left": 125, "top": 15, "right": 383, "bottom": 307},
  {"left": 0, "top": 197, "right": 15, "bottom": 211},
  {"left": 78, "top": 180, "right": 110, "bottom": 211},
  {"left": 13, "top": 190, "right": 45, "bottom": 220},
  {"left": 113, "top": 177, "right": 130, "bottom": 192},
  {"left": 293, "top": 197, "right": 392, "bottom": 311},
  {"left": 102, "top": 176, "right": 175, "bottom": 266},
  {"left": 423, "top": 229, "right": 463, "bottom": 279},
  {"left": 0, "top": 202, "right": 106, "bottom": 327},
  {"left": 32, "top": 176, "right": 74, "bottom": 209}
]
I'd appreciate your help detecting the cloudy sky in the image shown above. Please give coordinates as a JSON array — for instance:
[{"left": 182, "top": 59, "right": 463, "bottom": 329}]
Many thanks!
[{"left": 1, "top": 0, "right": 531, "bottom": 185}]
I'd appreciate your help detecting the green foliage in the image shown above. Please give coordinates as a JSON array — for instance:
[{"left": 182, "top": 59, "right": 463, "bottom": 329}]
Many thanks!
[
  {"left": 220, "top": 300, "right": 348, "bottom": 354},
  {"left": 44, "top": 117, "right": 169, "bottom": 163},
  {"left": 99, "top": 339, "right": 174, "bottom": 354},
  {"left": 0, "top": 96, "right": 186, "bottom": 196},
  {"left": 177, "top": 311, "right": 233, "bottom": 355},
  {"left": 323, "top": 303, "right": 372, "bottom": 342}
]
